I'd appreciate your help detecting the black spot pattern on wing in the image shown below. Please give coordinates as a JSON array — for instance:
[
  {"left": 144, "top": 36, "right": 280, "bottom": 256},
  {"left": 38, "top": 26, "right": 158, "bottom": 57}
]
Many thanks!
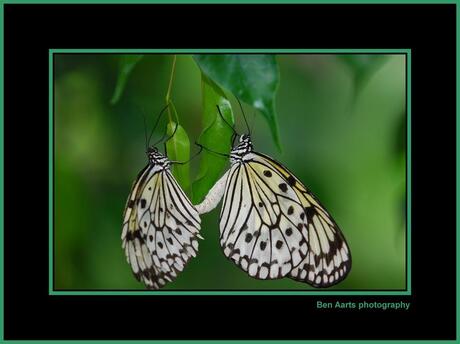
[
  {"left": 219, "top": 160, "right": 310, "bottom": 280},
  {"left": 290, "top": 193, "right": 351, "bottom": 287},
  {"left": 233, "top": 150, "right": 352, "bottom": 288},
  {"left": 122, "top": 166, "right": 202, "bottom": 290}
]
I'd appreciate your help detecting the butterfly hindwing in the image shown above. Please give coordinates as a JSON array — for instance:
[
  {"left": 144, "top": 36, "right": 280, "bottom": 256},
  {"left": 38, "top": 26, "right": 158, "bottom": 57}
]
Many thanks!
[
  {"left": 122, "top": 154, "right": 201, "bottom": 290},
  {"left": 122, "top": 166, "right": 166, "bottom": 289},
  {"left": 254, "top": 152, "right": 352, "bottom": 287}
]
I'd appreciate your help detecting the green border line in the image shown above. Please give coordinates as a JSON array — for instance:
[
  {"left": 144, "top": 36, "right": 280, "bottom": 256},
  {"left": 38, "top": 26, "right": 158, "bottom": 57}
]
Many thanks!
[
  {"left": 0, "top": 1, "right": 4, "bottom": 340},
  {"left": 0, "top": 341, "right": 452, "bottom": 344},
  {"left": 50, "top": 49, "right": 411, "bottom": 296},
  {"left": 49, "top": 54, "right": 54, "bottom": 293},
  {"left": 52, "top": 290, "right": 410, "bottom": 296},
  {"left": 3, "top": 0, "right": 459, "bottom": 4},
  {"left": 406, "top": 52, "right": 411, "bottom": 294},
  {"left": 456, "top": 1, "right": 459, "bottom": 336},
  {"left": 51, "top": 48, "right": 409, "bottom": 54}
]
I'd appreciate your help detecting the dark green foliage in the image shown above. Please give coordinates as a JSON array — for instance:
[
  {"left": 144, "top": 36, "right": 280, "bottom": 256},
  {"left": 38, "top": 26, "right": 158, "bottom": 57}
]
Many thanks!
[
  {"left": 166, "top": 120, "right": 191, "bottom": 193},
  {"left": 194, "top": 54, "right": 281, "bottom": 150},
  {"left": 192, "top": 73, "right": 235, "bottom": 203},
  {"left": 110, "top": 55, "right": 144, "bottom": 105},
  {"left": 338, "top": 54, "right": 389, "bottom": 93}
]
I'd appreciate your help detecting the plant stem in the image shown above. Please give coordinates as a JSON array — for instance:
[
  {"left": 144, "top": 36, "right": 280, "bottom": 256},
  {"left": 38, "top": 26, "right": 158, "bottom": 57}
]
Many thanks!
[{"left": 165, "top": 55, "right": 177, "bottom": 123}]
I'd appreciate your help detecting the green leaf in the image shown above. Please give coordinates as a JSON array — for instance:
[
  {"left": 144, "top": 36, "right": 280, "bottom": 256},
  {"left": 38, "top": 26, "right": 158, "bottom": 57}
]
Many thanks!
[
  {"left": 166, "top": 121, "right": 191, "bottom": 194},
  {"left": 110, "top": 55, "right": 143, "bottom": 105},
  {"left": 191, "top": 73, "right": 234, "bottom": 203},
  {"left": 339, "top": 55, "right": 388, "bottom": 91},
  {"left": 193, "top": 54, "right": 281, "bottom": 150}
]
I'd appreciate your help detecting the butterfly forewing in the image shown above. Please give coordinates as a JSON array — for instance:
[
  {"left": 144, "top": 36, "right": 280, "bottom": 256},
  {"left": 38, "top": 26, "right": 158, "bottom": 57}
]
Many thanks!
[
  {"left": 122, "top": 154, "right": 201, "bottom": 290},
  {"left": 219, "top": 153, "right": 310, "bottom": 279}
]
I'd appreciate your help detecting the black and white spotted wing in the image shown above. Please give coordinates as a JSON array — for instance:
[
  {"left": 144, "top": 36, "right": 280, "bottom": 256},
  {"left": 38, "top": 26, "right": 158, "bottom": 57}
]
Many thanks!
[
  {"left": 218, "top": 155, "right": 310, "bottom": 280},
  {"left": 121, "top": 148, "right": 201, "bottom": 290},
  {"left": 253, "top": 152, "right": 352, "bottom": 287},
  {"left": 196, "top": 134, "right": 351, "bottom": 287}
]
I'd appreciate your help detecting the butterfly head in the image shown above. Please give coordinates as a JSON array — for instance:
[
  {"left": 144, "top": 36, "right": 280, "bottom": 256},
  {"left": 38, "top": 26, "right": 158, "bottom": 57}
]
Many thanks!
[
  {"left": 230, "top": 134, "right": 253, "bottom": 163},
  {"left": 146, "top": 147, "right": 169, "bottom": 168}
]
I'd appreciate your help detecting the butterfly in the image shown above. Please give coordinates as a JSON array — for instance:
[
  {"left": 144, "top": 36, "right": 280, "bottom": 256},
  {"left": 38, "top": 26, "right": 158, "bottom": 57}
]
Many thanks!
[
  {"left": 121, "top": 126, "right": 202, "bottom": 290},
  {"left": 196, "top": 130, "right": 351, "bottom": 287}
]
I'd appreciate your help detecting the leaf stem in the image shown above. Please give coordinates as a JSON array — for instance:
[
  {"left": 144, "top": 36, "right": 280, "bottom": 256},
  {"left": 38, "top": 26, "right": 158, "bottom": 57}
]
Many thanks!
[{"left": 165, "top": 55, "right": 177, "bottom": 123}]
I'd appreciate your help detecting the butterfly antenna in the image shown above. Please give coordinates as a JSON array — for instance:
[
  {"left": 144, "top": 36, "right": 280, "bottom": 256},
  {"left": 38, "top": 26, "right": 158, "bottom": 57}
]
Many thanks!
[
  {"left": 236, "top": 97, "right": 251, "bottom": 136},
  {"left": 250, "top": 111, "right": 257, "bottom": 136},
  {"left": 147, "top": 103, "right": 170, "bottom": 148},
  {"left": 137, "top": 106, "right": 150, "bottom": 152},
  {"left": 160, "top": 120, "right": 180, "bottom": 154},
  {"left": 194, "top": 141, "right": 230, "bottom": 158},
  {"left": 140, "top": 107, "right": 149, "bottom": 152},
  {"left": 170, "top": 144, "right": 205, "bottom": 165},
  {"left": 231, "top": 132, "right": 237, "bottom": 147},
  {"left": 163, "top": 120, "right": 179, "bottom": 144},
  {"left": 216, "top": 105, "right": 238, "bottom": 136}
]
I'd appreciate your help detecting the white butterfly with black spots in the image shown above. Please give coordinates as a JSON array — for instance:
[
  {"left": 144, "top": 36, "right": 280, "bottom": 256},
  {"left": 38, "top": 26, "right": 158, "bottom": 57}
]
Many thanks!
[
  {"left": 196, "top": 134, "right": 351, "bottom": 287},
  {"left": 122, "top": 147, "right": 202, "bottom": 289}
]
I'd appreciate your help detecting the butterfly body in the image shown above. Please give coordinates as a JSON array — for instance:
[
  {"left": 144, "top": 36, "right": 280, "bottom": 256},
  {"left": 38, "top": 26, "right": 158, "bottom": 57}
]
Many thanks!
[
  {"left": 197, "top": 134, "right": 351, "bottom": 287},
  {"left": 122, "top": 147, "right": 201, "bottom": 289}
]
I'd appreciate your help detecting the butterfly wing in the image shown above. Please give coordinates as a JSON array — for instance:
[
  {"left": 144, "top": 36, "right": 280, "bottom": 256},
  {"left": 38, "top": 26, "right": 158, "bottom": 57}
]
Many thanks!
[
  {"left": 219, "top": 155, "right": 310, "bottom": 279},
  {"left": 122, "top": 166, "right": 201, "bottom": 289},
  {"left": 253, "top": 152, "right": 351, "bottom": 287}
]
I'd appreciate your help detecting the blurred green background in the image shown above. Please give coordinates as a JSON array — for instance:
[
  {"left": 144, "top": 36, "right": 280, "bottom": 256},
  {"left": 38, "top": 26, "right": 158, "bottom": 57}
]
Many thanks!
[{"left": 54, "top": 54, "right": 406, "bottom": 290}]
